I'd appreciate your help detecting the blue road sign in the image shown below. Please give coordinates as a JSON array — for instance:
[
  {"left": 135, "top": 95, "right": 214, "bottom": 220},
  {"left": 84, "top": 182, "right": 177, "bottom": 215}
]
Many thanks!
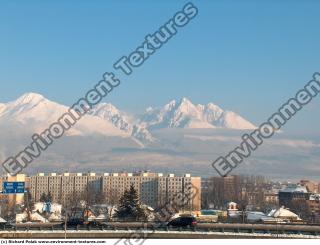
[{"left": 2, "top": 182, "right": 25, "bottom": 194}]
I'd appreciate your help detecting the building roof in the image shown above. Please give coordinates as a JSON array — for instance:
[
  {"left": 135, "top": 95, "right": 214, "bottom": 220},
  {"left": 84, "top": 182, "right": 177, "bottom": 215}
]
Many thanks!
[
  {"left": 268, "top": 207, "right": 301, "bottom": 220},
  {"left": 279, "top": 185, "right": 308, "bottom": 193},
  {"left": 309, "top": 194, "right": 320, "bottom": 201},
  {"left": 246, "top": 212, "right": 267, "bottom": 222}
]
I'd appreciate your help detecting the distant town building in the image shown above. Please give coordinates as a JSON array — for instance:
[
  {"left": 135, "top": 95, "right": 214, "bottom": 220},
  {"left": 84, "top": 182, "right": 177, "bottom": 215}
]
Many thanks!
[
  {"left": 263, "top": 192, "right": 278, "bottom": 204},
  {"left": 202, "top": 175, "right": 273, "bottom": 210},
  {"left": 278, "top": 184, "right": 310, "bottom": 208},
  {"left": 277, "top": 182, "right": 320, "bottom": 222},
  {"left": 300, "top": 180, "right": 320, "bottom": 193}
]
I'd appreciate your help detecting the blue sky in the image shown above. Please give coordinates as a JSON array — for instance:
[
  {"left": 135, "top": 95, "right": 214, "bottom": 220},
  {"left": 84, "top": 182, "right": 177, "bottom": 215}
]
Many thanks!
[{"left": 0, "top": 0, "right": 319, "bottom": 133}]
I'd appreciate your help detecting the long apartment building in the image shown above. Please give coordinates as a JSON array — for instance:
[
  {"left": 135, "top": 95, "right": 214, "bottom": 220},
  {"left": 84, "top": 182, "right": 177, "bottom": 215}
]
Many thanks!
[{"left": 28, "top": 172, "right": 201, "bottom": 211}]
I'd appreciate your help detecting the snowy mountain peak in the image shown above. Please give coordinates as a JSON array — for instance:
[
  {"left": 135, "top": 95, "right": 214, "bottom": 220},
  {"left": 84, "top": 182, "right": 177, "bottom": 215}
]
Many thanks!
[
  {"left": 92, "top": 103, "right": 119, "bottom": 116},
  {"left": 218, "top": 110, "right": 256, "bottom": 129},
  {"left": 163, "top": 100, "right": 176, "bottom": 111},
  {"left": 180, "top": 97, "right": 192, "bottom": 104},
  {"left": 177, "top": 97, "right": 197, "bottom": 111},
  {"left": 206, "top": 102, "right": 223, "bottom": 112},
  {"left": 14, "top": 92, "right": 45, "bottom": 105},
  {"left": 0, "top": 92, "right": 58, "bottom": 120},
  {"left": 140, "top": 98, "right": 256, "bottom": 130},
  {"left": 0, "top": 93, "right": 141, "bottom": 142}
]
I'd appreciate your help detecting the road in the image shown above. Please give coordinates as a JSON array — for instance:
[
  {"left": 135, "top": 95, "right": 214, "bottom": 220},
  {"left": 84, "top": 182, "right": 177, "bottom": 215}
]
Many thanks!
[{"left": 0, "top": 222, "right": 320, "bottom": 239}]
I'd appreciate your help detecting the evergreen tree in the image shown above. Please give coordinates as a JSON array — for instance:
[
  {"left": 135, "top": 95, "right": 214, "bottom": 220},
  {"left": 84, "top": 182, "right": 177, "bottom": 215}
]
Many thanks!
[
  {"left": 114, "top": 184, "right": 147, "bottom": 221},
  {"left": 40, "top": 193, "right": 47, "bottom": 202},
  {"left": 47, "top": 192, "right": 52, "bottom": 202},
  {"left": 39, "top": 192, "right": 52, "bottom": 203}
]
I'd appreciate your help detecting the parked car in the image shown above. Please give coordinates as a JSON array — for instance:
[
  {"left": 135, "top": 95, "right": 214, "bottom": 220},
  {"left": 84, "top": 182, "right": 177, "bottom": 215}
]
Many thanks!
[
  {"left": 167, "top": 216, "right": 197, "bottom": 228},
  {"left": 66, "top": 218, "right": 84, "bottom": 226}
]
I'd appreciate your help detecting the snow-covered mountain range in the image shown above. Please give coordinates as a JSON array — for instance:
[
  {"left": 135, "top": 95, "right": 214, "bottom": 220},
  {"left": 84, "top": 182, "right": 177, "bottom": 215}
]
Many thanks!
[
  {"left": 1, "top": 93, "right": 320, "bottom": 178},
  {"left": 0, "top": 93, "right": 256, "bottom": 143},
  {"left": 88, "top": 103, "right": 154, "bottom": 142},
  {"left": 0, "top": 93, "right": 127, "bottom": 138},
  {"left": 140, "top": 97, "right": 256, "bottom": 130}
]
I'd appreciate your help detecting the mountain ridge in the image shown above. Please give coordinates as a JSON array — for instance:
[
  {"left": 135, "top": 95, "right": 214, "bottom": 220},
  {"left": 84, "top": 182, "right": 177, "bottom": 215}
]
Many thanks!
[
  {"left": 140, "top": 97, "right": 256, "bottom": 130},
  {"left": 1, "top": 93, "right": 319, "bottom": 179},
  {"left": 0, "top": 93, "right": 256, "bottom": 143}
]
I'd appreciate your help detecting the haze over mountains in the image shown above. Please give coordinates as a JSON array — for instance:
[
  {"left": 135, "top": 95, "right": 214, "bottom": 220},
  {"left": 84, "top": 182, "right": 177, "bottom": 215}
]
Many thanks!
[{"left": 0, "top": 93, "right": 319, "bottom": 180}]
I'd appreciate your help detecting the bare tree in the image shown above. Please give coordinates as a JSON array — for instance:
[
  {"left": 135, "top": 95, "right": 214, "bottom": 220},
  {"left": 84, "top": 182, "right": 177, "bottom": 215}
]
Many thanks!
[
  {"left": 106, "top": 188, "right": 120, "bottom": 219},
  {"left": 291, "top": 199, "right": 311, "bottom": 221}
]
